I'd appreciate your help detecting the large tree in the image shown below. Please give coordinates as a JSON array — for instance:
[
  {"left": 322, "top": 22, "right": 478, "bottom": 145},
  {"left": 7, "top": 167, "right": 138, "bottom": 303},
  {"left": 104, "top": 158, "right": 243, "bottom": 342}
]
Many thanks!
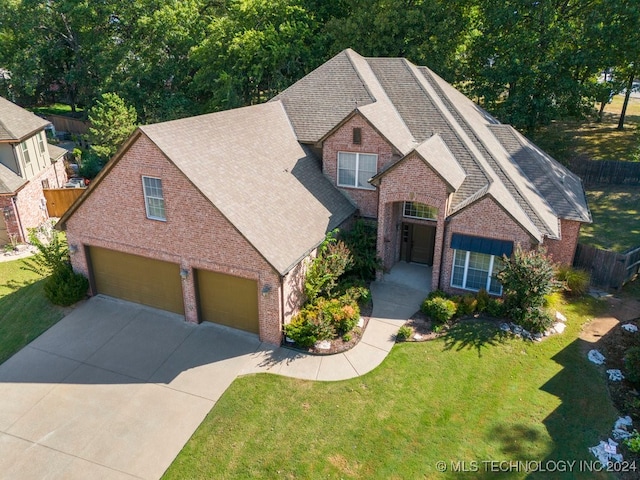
[
  {"left": 461, "top": 0, "right": 604, "bottom": 131},
  {"left": 190, "top": 0, "right": 319, "bottom": 111}
]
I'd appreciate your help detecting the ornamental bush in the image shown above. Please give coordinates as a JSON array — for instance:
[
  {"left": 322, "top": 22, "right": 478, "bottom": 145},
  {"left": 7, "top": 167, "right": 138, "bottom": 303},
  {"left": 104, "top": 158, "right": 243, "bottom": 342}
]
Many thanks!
[
  {"left": 421, "top": 296, "right": 457, "bottom": 325},
  {"left": 44, "top": 264, "right": 89, "bottom": 306},
  {"left": 556, "top": 265, "right": 591, "bottom": 297},
  {"left": 304, "top": 230, "right": 353, "bottom": 302},
  {"left": 497, "top": 246, "right": 561, "bottom": 333}
]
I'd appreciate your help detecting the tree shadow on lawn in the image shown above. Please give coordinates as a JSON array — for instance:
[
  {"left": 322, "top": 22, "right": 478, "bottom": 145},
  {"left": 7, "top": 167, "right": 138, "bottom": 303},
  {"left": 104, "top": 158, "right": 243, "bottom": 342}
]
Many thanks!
[{"left": 441, "top": 318, "right": 508, "bottom": 357}]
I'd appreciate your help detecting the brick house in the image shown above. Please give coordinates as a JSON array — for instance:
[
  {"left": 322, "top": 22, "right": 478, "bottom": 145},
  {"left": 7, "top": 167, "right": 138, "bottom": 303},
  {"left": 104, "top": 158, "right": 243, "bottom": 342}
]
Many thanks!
[
  {"left": 58, "top": 49, "right": 590, "bottom": 345},
  {"left": 1, "top": 96, "right": 67, "bottom": 245}
]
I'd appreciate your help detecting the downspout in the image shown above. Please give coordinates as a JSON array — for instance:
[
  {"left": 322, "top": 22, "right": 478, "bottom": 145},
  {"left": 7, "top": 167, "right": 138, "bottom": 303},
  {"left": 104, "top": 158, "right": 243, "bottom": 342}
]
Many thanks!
[
  {"left": 52, "top": 157, "right": 61, "bottom": 188},
  {"left": 280, "top": 274, "right": 286, "bottom": 345},
  {"left": 11, "top": 196, "right": 26, "bottom": 243}
]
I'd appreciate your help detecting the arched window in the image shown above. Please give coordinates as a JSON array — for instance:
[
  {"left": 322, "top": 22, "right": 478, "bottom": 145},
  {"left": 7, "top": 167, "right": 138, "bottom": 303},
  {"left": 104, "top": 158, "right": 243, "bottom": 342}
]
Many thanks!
[{"left": 403, "top": 201, "right": 437, "bottom": 220}]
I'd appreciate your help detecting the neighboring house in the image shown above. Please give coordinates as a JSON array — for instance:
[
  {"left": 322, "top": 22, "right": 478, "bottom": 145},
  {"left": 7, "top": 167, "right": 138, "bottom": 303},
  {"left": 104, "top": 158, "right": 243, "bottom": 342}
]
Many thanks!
[
  {"left": 58, "top": 49, "right": 590, "bottom": 345},
  {"left": 0, "top": 96, "right": 67, "bottom": 245}
]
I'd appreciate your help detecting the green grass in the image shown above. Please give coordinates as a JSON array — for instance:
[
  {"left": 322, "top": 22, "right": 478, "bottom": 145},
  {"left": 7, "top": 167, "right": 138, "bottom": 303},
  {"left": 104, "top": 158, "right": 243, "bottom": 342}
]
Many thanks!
[
  {"left": 530, "top": 95, "right": 640, "bottom": 164},
  {"left": 0, "top": 259, "right": 64, "bottom": 364},
  {"left": 580, "top": 185, "right": 640, "bottom": 252},
  {"left": 29, "top": 103, "right": 84, "bottom": 118},
  {"left": 164, "top": 296, "right": 615, "bottom": 480}
]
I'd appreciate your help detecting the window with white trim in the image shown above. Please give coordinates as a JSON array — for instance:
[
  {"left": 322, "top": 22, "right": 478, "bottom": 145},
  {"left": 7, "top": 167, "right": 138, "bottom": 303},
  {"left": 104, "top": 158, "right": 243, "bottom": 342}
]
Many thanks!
[
  {"left": 403, "top": 201, "right": 437, "bottom": 220},
  {"left": 38, "top": 132, "right": 46, "bottom": 154},
  {"left": 142, "top": 176, "right": 166, "bottom": 221},
  {"left": 337, "top": 152, "right": 377, "bottom": 190},
  {"left": 451, "top": 250, "right": 503, "bottom": 295},
  {"left": 20, "top": 141, "right": 31, "bottom": 164}
]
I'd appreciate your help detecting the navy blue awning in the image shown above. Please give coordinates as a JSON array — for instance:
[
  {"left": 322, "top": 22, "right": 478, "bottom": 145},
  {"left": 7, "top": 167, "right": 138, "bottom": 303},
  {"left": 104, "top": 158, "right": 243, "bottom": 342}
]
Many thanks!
[{"left": 450, "top": 234, "right": 513, "bottom": 257}]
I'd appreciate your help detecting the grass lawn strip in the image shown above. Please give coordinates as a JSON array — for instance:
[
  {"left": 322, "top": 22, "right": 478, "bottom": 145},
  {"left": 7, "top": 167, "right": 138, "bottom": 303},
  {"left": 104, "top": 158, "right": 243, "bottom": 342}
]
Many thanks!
[
  {"left": 164, "top": 296, "right": 616, "bottom": 479},
  {"left": 580, "top": 185, "right": 640, "bottom": 252},
  {"left": 0, "top": 259, "right": 64, "bottom": 364}
]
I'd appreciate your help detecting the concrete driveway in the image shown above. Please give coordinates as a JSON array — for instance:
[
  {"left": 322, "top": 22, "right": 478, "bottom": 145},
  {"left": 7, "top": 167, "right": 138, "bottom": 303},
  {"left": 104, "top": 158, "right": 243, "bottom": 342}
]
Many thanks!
[{"left": 0, "top": 295, "right": 262, "bottom": 479}]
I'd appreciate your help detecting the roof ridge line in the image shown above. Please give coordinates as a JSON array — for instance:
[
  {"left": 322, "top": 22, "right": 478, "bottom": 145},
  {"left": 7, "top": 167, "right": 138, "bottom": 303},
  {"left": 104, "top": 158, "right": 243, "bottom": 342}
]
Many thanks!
[
  {"left": 344, "top": 49, "right": 377, "bottom": 106},
  {"left": 420, "top": 67, "right": 555, "bottom": 237}
]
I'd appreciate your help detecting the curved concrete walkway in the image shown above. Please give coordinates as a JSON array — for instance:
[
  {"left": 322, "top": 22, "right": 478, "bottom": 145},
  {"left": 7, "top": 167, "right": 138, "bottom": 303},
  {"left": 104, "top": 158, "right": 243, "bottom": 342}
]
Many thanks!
[{"left": 240, "top": 277, "right": 427, "bottom": 380}]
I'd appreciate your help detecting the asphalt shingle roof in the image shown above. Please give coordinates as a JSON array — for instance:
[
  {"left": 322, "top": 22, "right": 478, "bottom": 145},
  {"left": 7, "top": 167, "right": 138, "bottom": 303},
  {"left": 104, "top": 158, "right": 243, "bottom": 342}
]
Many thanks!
[
  {"left": 0, "top": 162, "right": 26, "bottom": 194},
  {"left": 140, "top": 101, "right": 356, "bottom": 275},
  {"left": 0, "top": 96, "right": 49, "bottom": 142},
  {"left": 276, "top": 49, "right": 590, "bottom": 240}
]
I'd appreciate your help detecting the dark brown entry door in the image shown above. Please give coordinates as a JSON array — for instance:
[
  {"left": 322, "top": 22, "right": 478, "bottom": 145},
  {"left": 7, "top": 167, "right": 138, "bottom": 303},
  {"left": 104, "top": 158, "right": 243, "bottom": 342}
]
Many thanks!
[{"left": 402, "top": 223, "right": 436, "bottom": 265}]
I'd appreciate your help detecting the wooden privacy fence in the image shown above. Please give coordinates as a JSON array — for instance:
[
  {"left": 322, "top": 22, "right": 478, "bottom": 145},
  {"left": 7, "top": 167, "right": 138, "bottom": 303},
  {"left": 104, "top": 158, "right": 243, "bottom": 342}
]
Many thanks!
[
  {"left": 567, "top": 158, "right": 640, "bottom": 185},
  {"left": 44, "top": 114, "right": 89, "bottom": 135},
  {"left": 573, "top": 243, "right": 640, "bottom": 290},
  {"left": 43, "top": 188, "right": 85, "bottom": 217}
]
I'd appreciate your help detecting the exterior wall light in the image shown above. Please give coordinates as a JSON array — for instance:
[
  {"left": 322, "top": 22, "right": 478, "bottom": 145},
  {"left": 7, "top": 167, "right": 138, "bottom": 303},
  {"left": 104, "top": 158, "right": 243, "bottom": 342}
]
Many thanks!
[
  {"left": 180, "top": 268, "right": 189, "bottom": 279},
  {"left": 261, "top": 284, "right": 272, "bottom": 296},
  {"left": 69, "top": 244, "right": 78, "bottom": 254}
]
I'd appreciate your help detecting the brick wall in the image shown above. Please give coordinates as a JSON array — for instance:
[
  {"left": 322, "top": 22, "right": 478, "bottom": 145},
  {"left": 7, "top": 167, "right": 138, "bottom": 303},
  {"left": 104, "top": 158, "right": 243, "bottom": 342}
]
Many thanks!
[
  {"left": 7, "top": 159, "right": 67, "bottom": 241},
  {"left": 441, "top": 196, "right": 535, "bottom": 294},
  {"left": 66, "top": 134, "right": 283, "bottom": 345},
  {"left": 322, "top": 114, "right": 396, "bottom": 218},
  {"left": 376, "top": 153, "right": 450, "bottom": 287},
  {"left": 543, "top": 219, "right": 582, "bottom": 265}
]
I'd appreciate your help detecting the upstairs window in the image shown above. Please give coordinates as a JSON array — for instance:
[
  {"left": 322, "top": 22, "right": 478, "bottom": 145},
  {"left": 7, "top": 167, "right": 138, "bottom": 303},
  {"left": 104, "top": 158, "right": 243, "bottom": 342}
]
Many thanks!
[
  {"left": 403, "top": 201, "right": 438, "bottom": 220},
  {"left": 337, "top": 152, "right": 377, "bottom": 190},
  {"left": 142, "top": 176, "right": 166, "bottom": 221},
  {"left": 38, "top": 132, "right": 46, "bottom": 154},
  {"left": 20, "top": 141, "right": 31, "bottom": 164}
]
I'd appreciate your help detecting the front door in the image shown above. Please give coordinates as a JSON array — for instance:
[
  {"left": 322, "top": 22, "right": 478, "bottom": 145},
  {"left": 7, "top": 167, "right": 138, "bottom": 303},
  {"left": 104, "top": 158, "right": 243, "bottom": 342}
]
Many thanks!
[{"left": 401, "top": 223, "right": 436, "bottom": 265}]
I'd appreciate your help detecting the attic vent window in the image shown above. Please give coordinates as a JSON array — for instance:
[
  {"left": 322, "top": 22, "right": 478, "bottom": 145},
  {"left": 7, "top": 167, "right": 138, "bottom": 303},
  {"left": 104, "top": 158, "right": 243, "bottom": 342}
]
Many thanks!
[{"left": 352, "top": 128, "right": 362, "bottom": 145}]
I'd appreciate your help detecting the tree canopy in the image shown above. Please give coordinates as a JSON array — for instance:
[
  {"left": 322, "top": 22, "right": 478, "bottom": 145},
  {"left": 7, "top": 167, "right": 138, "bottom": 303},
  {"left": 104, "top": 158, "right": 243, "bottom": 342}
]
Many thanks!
[{"left": 0, "top": 0, "right": 637, "bottom": 130}]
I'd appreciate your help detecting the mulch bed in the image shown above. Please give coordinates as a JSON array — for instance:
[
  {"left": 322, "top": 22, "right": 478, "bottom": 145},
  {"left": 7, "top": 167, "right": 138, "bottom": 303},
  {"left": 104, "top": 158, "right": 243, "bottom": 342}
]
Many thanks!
[
  {"left": 285, "top": 300, "right": 373, "bottom": 355},
  {"left": 594, "top": 317, "right": 640, "bottom": 477}
]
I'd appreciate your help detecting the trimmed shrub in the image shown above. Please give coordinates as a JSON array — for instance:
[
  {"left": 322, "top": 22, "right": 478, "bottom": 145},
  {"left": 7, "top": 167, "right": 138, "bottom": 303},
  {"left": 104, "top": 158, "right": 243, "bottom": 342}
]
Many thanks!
[
  {"left": 556, "top": 265, "right": 591, "bottom": 297},
  {"left": 486, "top": 298, "right": 505, "bottom": 318},
  {"left": 427, "top": 289, "right": 450, "bottom": 300},
  {"left": 421, "top": 297, "right": 457, "bottom": 325},
  {"left": 396, "top": 325, "right": 412, "bottom": 342},
  {"left": 284, "top": 303, "right": 334, "bottom": 348},
  {"left": 44, "top": 264, "right": 88, "bottom": 306},
  {"left": 476, "top": 289, "right": 490, "bottom": 312},
  {"left": 456, "top": 294, "right": 478, "bottom": 316},
  {"left": 625, "top": 346, "right": 640, "bottom": 384},
  {"left": 320, "top": 298, "right": 360, "bottom": 335}
]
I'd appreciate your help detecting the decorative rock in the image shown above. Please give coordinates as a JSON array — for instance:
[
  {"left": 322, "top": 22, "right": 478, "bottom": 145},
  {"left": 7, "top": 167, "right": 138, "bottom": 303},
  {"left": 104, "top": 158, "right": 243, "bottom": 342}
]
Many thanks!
[
  {"left": 622, "top": 324, "right": 638, "bottom": 333},
  {"left": 552, "top": 322, "right": 566, "bottom": 334},
  {"left": 607, "top": 369, "right": 625, "bottom": 381},
  {"left": 613, "top": 416, "right": 633, "bottom": 439},
  {"left": 285, "top": 337, "right": 295, "bottom": 343},
  {"left": 315, "top": 340, "right": 331, "bottom": 350},
  {"left": 532, "top": 333, "right": 543, "bottom": 342},
  {"left": 555, "top": 311, "right": 567, "bottom": 323},
  {"left": 500, "top": 323, "right": 511, "bottom": 332},
  {"left": 589, "top": 439, "right": 623, "bottom": 467},
  {"left": 413, "top": 333, "right": 423, "bottom": 341},
  {"left": 357, "top": 317, "right": 365, "bottom": 328},
  {"left": 543, "top": 329, "right": 552, "bottom": 337},
  {"left": 588, "top": 349, "right": 606, "bottom": 365}
]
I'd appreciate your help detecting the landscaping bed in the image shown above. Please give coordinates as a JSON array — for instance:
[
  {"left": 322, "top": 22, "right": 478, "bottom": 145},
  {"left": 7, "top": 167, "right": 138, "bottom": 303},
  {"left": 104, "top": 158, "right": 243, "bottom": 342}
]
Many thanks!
[
  {"left": 285, "top": 299, "right": 372, "bottom": 355},
  {"left": 594, "top": 315, "right": 640, "bottom": 478}
]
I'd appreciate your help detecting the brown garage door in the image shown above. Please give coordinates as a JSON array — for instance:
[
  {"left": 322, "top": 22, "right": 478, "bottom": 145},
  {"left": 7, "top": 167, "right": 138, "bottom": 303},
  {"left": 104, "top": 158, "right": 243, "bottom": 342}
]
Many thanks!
[
  {"left": 89, "top": 246, "right": 184, "bottom": 314},
  {"left": 0, "top": 215, "right": 9, "bottom": 246},
  {"left": 196, "top": 269, "right": 259, "bottom": 334}
]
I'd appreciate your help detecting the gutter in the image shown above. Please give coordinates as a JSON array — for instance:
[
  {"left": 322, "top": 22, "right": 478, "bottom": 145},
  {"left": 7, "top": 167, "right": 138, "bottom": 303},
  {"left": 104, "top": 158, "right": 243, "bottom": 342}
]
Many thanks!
[{"left": 11, "top": 196, "right": 26, "bottom": 242}]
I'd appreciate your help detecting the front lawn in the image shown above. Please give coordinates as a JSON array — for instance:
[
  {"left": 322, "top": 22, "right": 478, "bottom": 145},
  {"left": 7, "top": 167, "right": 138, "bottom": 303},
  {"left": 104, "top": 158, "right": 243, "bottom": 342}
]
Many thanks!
[
  {"left": 580, "top": 185, "right": 640, "bottom": 252},
  {"left": 0, "top": 259, "right": 64, "bottom": 364},
  {"left": 164, "top": 296, "right": 617, "bottom": 479}
]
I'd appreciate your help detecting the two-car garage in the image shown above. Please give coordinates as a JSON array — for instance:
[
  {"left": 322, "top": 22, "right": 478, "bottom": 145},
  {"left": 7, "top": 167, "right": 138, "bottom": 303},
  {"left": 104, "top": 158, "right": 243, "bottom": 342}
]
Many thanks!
[{"left": 88, "top": 246, "right": 259, "bottom": 335}]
